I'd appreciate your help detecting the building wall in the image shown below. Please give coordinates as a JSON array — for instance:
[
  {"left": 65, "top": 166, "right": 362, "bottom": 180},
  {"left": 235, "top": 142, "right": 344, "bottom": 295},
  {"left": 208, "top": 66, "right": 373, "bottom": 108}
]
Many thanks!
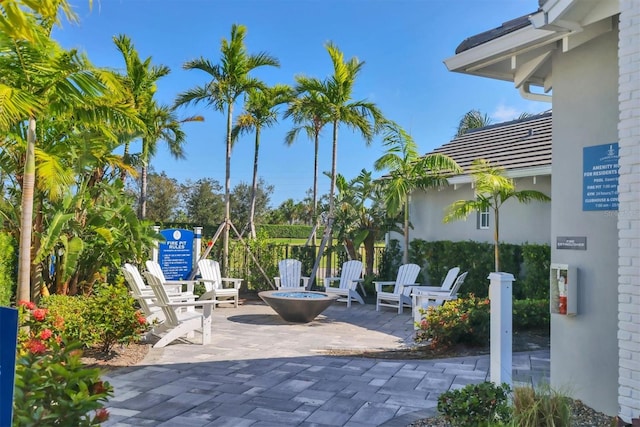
[
  {"left": 408, "top": 175, "right": 551, "bottom": 245},
  {"left": 617, "top": 0, "right": 640, "bottom": 422},
  {"left": 550, "top": 22, "right": 619, "bottom": 415}
]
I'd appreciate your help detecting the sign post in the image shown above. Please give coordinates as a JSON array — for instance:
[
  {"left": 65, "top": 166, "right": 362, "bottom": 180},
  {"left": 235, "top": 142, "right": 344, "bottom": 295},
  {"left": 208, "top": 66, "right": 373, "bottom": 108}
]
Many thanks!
[{"left": 0, "top": 307, "right": 18, "bottom": 426}]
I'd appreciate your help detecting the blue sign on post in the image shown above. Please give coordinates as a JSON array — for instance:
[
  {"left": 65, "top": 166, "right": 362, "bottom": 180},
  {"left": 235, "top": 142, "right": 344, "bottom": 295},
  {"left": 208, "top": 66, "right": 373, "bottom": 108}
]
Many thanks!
[
  {"left": 158, "top": 229, "right": 194, "bottom": 280},
  {"left": 583, "top": 143, "right": 619, "bottom": 211},
  {"left": 0, "top": 307, "right": 18, "bottom": 426}
]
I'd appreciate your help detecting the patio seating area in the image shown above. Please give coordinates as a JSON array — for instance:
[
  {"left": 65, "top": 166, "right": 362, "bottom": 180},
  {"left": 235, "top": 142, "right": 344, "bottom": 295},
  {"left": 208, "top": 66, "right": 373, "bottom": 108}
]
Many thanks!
[{"left": 103, "top": 298, "right": 550, "bottom": 426}]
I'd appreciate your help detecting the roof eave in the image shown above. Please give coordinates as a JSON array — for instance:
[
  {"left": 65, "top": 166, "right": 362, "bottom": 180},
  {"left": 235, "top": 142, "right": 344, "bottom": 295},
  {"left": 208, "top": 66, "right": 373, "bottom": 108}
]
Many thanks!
[{"left": 447, "top": 165, "right": 552, "bottom": 185}]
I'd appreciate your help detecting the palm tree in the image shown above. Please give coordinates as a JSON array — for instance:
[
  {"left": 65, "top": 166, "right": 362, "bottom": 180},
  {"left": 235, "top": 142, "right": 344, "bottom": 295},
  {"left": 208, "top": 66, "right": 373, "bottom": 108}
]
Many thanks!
[
  {"left": 284, "top": 90, "right": 331, "bottom": 244},
  {"left": 174, "top": 23, "right": 279, "bottom": 272},
  {"left": 231, "top": 84, "right": 292, "bottom": 237},
  {"left": 374, "top": 122, "right": 462, "bottom": 264},
  {"left": 0, "top": 5, "right": 139, "bottom": 301},
  {"left": 455, "top": 109, "right": 493, "bottom": 137},
  {"left": 294, "top": 42, "right": 383, "bottom": 281},
  {"left": 138, "top": 102, "right": 203, "bottom": 219},
  {"left": 443, "top": 158, "right": 551, "bottom": 271}
]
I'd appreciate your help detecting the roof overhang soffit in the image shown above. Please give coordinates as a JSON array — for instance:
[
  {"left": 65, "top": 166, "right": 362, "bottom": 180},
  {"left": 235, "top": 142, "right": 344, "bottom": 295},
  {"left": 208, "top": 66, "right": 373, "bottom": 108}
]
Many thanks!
[{"left": 443, "top": 0, "right": 617, "bottom": 98}]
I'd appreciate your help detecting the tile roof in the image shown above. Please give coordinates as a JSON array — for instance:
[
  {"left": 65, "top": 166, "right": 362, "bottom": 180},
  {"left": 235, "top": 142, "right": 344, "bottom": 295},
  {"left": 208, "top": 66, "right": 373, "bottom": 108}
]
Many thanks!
[
  {"left": 455, "top": 12, "right": 537, "bottom": 54},
  {"left": 430, "top": 111, "right": 552, "bottom": 173}
]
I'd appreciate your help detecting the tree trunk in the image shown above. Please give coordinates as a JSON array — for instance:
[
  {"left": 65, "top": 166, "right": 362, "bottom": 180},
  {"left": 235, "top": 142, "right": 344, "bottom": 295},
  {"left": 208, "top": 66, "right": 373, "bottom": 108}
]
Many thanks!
[
  {"left": 248, "top": 127, "right": 260, "bottom": 239},
  {"left": 363, "top": 231, "right": 376, "bottom": 277},
  {"left": 223, "top": 103, "right": 233, "bottom": 275},
  {"left": 403, "top": 195, "right": 410, "bottom": 264},
  {"left": 139, "top": 138, "right": 148, "bottom": 220},
  {"left": 17, "top": 117, "right": 36, "bottom": 302},
  {"left": 312, "top": 130, "right": 320, "bottom": 245}
]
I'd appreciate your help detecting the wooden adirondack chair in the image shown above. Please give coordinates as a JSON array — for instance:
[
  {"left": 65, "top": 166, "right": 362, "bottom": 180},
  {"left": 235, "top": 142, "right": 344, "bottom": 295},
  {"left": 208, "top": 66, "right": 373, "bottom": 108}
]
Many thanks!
[
  {"left": 374, "top": 263, "right": 422, "bottom": 314},
  {"left": 412, "top": 271, "right": 468, "bottom": 326},
  {"left": 144, "top": 271, "right": 217, "bottom": 348},
  {"left": 197, "top": 259, "right": 242, "bottom": 308},
  {"left": 274, "top": 259, "right": 309, "bottom": 291},
  {"left": 323, "top": 260, "right": 364, "bottom": 308}
]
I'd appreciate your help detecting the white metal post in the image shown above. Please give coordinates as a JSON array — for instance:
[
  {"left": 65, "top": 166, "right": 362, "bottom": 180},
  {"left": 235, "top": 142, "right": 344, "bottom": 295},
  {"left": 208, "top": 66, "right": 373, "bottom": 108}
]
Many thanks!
[
  {"left": 151, "top": 225, "right": 160, "bottom": 263},
  {"left": 489, "top": 272, "right": 514, "bottom": 386},
  {"left": 193, "top": 226, "right": 202, "bottom": 271}
]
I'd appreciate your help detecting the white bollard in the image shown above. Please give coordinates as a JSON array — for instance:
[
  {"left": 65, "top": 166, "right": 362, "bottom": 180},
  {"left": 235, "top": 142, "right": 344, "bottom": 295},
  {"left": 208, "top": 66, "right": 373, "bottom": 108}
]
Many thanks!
[
  {"left": 488, "top": 272, "right": 514, "bottom": 386},
  {"left": 193, "top": 226, "right": 203, "bottom": 271}
]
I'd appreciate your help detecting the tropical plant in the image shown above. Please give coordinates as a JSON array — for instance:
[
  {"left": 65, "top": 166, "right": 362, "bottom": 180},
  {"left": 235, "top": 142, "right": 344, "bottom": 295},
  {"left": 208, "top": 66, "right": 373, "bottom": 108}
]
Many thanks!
[
  {"left": 333, "top": 169, "right": 399, "bottom": 277},
  {"left": 112, "top": 34, "right": 202, "bottom": 219},
  {"left": 0, "top": 3, "right": 139, "bottom": 301},
  {"left": 374, "top": 121, "right": 461, "bottom": 263},
  {"left": 294, "top": 42, "right": 384, "bottom": 280},
  {"left": 455, "top": 109, "right": 493, "bottom": 137},
  {"left": 443, "top": 159, "right": 551, "bottom": 271},
  {"left": 231, "top": 84, "right": 292, "bottom": 237},
  {"left": 437, "top": 381, "right": 512, "bottom": 426},
  {"left": 13, "top": 300, "right": 113, "bottom": 426},
  {"left": 230, "top": 179, "right": 274, "bottom": 231},
  {"left": 174, "top": 23, "right": 279, "bottom": 273},
  {"left": 284, "top": 90, "right": 331, "bottom": 243}
]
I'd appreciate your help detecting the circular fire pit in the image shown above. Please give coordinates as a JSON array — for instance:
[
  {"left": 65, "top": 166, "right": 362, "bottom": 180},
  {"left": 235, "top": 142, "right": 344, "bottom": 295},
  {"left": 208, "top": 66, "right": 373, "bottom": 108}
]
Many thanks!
[{"left": 259, "top": 290, "right": 338, "bottom": 323}]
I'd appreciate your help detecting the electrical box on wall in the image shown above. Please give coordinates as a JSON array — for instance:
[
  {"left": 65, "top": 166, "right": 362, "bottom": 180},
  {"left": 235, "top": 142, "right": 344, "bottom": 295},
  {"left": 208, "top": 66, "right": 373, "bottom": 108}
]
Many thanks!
[{"left": 550, "top": 263, "right": 578, "bottom": 316}]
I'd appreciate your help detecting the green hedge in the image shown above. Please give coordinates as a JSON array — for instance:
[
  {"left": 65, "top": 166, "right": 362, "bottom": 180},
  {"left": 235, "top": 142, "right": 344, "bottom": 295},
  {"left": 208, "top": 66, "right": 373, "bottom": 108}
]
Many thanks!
[
  {"left": 404, "top": 239, "right": 549, "bottom": 299},
  {"left": 151, "top": 223, "right": 322, "bottom": 240},
  {"left": 0, "top": 232, "right": 16, "bottom": 306}
]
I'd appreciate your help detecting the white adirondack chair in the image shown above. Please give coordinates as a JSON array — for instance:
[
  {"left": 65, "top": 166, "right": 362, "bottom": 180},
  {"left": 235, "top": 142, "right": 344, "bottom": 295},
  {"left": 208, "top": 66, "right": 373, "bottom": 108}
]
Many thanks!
[
  {"left": 145, "top": 260, "right": 198, "bottom": 294},
  {"left": 412, "top": 271, "right": 468, "bottom": 326},
  {"left": 197, "top": 259, "right": 242, "bottom": 308},
  {"left": 274, "top": 259, "right": 309, "bottom": 291},
  {"left": 409, "top": 266, "right": 460, "bottom": 294},
  {"left": 144, "top": 271, "right": 217, "bottom": 348},
  {"left": 374, "top": 263, "right": 422, "bottom": 314},
  {"left": 122, "top": 263, "right": 195, "bottom": 322},
  {"left": 122, "top": 264, "right": 164, "bottom": 323},
  {"left": 324, "top": 260, "right": 364, "bottom": 308}
]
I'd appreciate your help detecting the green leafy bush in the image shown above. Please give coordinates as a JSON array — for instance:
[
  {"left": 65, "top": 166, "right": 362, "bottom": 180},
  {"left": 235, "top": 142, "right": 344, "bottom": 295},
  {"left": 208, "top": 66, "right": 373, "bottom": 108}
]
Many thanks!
[
  {"left": 415, "top": 295, "right": 490, "bottom": 349},
  {"left": 437, "top": 381, "right": 512, "bottom": 426},
  {"left": 41, "top": 284, "right": 148, "bottom": 352},
  {"left": 513, "top": 299, "right": 550, "bottom": 331},
  {"left": 13, "top": 301, "right": 113, "bottom": 426},
  {"left": 85, "top": 284, "right": 149, "bottom": 352},
  {"left": 0, "top": 232, "right": 15, "bottom": 306},
  {"left": 519, "top": 244, "right": 551, "bottom": 300}
]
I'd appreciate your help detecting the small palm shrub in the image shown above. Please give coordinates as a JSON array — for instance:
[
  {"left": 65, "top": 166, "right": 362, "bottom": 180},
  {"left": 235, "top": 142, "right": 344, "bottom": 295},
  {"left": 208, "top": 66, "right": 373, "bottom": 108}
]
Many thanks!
[
  {"left": 437, "top": 381, "right": 512, "bottom": 426},
  {"left": 415, "top": 295, "right": 491, "bottom": 349},
  {"left": 13, "top": 301, "right": 113, "bottom": 426}
]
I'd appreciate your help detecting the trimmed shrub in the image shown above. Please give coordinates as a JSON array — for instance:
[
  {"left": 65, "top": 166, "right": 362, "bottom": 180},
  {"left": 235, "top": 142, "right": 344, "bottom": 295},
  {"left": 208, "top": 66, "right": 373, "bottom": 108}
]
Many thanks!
[
  {"left": 513, "top": 299, "right": 550, "bottom": 331},
  {"left": 437, "top": 381, "right": 512, "bottom": 426}
]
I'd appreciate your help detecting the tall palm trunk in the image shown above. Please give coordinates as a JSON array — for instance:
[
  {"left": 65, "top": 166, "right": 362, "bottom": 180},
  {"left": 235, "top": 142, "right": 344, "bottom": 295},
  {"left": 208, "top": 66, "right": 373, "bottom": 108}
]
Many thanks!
[
  {"left": 312, "top": 129, "right": 320, "bottom": 245},
  {"left": 17, "top": 117, "right": 36, "bottom": 302},
  {"left": 248, "top": 126, "right": 260, "bottom": 238},
  {"left": 223, "top": 103, "right": 233, "bottom": 274},
  {"left": 403, "top": 195, "right": 410, "bottom": 264},
  {"left": 139, "top": 138, "right": 149, "bottom": 219}
]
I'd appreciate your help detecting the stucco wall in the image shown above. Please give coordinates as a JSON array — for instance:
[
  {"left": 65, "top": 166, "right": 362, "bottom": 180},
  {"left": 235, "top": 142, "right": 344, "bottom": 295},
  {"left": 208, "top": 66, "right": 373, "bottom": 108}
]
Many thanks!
[
  {"left": 550, "top": 21, "right": 619, "bottom": 415},
  {"left": 407, "top": 175, "right": 551, "bottom": 245},
  {"left": 617, "top": 0, "right": 640, "bottom": 422}
]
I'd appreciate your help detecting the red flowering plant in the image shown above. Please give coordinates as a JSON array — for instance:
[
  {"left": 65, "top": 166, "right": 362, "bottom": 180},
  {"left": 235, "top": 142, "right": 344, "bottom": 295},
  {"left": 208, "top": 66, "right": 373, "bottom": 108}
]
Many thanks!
[
  {"left": 12, "top": 301, "right": 113, "bottom": 426},
  {"left": 414, "top": 294, "right": 491, "bottom": 349}
]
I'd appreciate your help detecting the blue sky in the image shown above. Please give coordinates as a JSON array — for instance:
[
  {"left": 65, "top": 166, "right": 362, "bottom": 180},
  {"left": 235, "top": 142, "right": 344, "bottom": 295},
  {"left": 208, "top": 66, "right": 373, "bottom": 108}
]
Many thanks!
[{"left": 53, "top": 0, "right": 546, "bottom": 207}]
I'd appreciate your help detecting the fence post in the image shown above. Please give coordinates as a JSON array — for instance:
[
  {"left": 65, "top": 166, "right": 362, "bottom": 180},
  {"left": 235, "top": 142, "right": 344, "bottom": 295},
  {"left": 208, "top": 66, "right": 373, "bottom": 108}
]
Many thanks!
[{"left": 489, "top": 272, "right": 514, "bottom": 387}]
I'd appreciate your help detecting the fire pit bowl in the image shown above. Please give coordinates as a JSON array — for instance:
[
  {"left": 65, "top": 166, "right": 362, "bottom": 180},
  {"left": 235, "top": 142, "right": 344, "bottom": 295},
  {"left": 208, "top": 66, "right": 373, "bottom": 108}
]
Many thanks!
[{"left": 258, "top": 290, "right": 338, "bottom": 323}]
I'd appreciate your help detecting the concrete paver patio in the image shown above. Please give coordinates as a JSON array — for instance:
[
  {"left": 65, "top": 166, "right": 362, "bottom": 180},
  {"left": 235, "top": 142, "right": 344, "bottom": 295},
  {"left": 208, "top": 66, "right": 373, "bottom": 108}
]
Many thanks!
[{"left": 103, "top": 300, "right": 550, "bottom": 426}]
